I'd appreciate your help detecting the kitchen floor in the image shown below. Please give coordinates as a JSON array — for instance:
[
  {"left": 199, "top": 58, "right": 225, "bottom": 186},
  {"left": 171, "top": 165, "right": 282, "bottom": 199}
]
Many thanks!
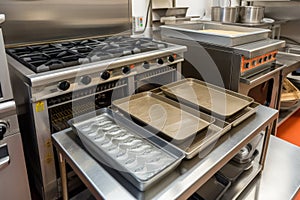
[{"left": 277, "top": 108, "right": 300, "bottom": 147}]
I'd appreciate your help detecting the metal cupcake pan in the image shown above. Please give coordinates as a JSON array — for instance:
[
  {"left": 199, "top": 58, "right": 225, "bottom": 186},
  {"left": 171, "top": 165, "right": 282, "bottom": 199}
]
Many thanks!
[
  {"left": 160, "top": 78, "right": 254, "bottom": 118},
  {"left": 68, "top": 108, "right": 185, "bottom": 191}
]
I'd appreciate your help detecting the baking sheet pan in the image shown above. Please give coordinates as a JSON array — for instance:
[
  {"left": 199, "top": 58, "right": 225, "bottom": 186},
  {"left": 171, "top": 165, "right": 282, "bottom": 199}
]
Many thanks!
[
  {"left": 160, "top": 22, "right": 270, "bottom": 47},
  {"left": 112, "top": 92, "right": 215, "bottom": 143},
  {"left": 113, "top": 91, "right": 234, "bottom": 159},
  {"left": 68, "top": 108, "right": 185, "bottom": 191},
  {"left": 160, "top": 78, "right": 254, "bottom": 118}
]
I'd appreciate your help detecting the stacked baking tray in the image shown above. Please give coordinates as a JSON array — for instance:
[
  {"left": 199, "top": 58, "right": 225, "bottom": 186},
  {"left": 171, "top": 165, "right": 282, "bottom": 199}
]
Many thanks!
[
  {"left": 160, "top": 22, "right": 270, "bottom": 47},
  {"left": 68, "top": 108, "right": 185, "bottom": 191},
  {"left": 112, "top": 78, "right": 257, "bottom": 159}
]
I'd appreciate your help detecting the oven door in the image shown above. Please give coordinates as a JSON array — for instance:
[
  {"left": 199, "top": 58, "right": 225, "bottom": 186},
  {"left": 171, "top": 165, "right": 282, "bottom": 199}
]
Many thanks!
[
  {"left": 134, "top": 65, "right": 178, "bottom": 93},
  {"left": 0, "top": 133, "right": 31, "bottom": 200},
  {"left": 239, "top": 64, "right": 283, "bottom": 109}
]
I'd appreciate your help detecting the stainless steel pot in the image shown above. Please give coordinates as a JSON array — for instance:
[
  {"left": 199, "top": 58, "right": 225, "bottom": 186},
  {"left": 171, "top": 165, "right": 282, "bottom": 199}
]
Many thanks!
[
  {"left": 211, "top": 6, "right": 239, "bottom": 23},
  {"left": 239, "top": 6, "right": 264, "bottom": 24}
]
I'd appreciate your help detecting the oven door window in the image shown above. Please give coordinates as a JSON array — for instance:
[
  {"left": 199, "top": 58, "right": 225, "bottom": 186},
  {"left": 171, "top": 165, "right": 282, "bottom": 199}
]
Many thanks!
[{"left": 48, "top": 79, "right": 128, "bottom": 133}]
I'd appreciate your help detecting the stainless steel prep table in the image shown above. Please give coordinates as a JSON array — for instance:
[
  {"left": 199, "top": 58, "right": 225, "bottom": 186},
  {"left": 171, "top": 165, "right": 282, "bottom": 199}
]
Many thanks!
[
  {"left": 238, "top": 135, "right": 300, "bottom": 200},
  {"left": 52, "top": 105, "right": 277, "bottom": 200},
  {"left": 276, "top": 52, "right": 300, "bottom": 126}
]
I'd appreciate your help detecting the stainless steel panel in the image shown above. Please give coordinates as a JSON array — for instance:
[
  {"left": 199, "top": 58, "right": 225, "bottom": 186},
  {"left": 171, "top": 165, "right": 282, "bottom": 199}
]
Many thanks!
[
  {"left": 112, "top": 92, "right": 215, "bottom": 142},
  {"left": 0, "top": 101, "right": 19, "bottom": 137},
  {"left": 160, "top": 78, "right": 254, "bottom": 118},
  {"left": 0, "top": 28, "right": 13, "bottom": 102},
  {"left": 233, "top": 39, "right": 285, "bottom": 58},
  {"left": 1, "top": 0, "right": 131, "bottom": 45},
  {"left": 0, "top": 133, "right": 31, "bottom": 200},
  {"left": 254, "top": 2, "right": 300, "bottom": 45},
  {"left": 68, "top": 108, "right": 185, "bottom": 191},
  {"left": 32, "top": 100, "right": 58, "bottom": 200},
  {"left": 237, "top": 136, "right": 300, "bottom": 200},
  {"left": 160, "top": 22, "right": 270, "bottom": 47}
]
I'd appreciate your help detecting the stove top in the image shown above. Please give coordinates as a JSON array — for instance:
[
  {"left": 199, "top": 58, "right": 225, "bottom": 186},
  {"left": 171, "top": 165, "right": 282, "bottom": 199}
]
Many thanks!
[{"left": 6, "top": 36, "right": 168, "bottom": 73}]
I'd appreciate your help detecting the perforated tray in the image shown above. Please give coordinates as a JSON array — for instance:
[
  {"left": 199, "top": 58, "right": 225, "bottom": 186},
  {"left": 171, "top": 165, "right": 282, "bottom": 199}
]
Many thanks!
[{"left": 68, "top": 108, "right": 184, "bottom": 191}]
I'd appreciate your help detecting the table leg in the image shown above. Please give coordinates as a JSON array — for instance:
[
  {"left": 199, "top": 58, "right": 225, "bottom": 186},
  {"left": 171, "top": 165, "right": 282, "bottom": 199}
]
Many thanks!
[{"left": 59, "top": 153, "right": 68, "bottom": 200}]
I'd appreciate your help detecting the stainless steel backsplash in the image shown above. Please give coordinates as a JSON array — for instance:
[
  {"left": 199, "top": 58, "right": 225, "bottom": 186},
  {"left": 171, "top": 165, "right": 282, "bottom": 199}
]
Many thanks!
[
  {"left": 254, "top": 1, "right": 300, "bottom": 45},
  {"left": 0, "top": 0, "right": 132, "bottom": 46}
]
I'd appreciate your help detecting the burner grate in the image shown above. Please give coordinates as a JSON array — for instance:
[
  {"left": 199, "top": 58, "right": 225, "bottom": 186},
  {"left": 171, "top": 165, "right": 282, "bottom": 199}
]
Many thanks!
[{"left": 7, "top": 36, "right": 169, "bottom": 73}]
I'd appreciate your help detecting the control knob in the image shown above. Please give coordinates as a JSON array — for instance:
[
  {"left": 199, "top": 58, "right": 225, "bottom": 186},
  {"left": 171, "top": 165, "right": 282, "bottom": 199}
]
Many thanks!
[
  {"left": 168, "top": 55, "right": 175, "bottom": 62},
  {"left": 122, "top": 66, "right": 131, "bottom": 74},
  {"left": 0, "top": 121, "right": 8, "bottom": 140},
  {"left": 58, "top": 81, "right": 70, "bottom": 91},
  {"left": 143, "top": 61, "right": 150, "bottom": 69},
  {"left": 80, "top": 75, "right": 92, "bottom": 85},
  {"left": 157, "top": 58, "right": 164, "bottom": 65},
  {"left": 100, "top": 71, "right": 110, "bottom": 80}
]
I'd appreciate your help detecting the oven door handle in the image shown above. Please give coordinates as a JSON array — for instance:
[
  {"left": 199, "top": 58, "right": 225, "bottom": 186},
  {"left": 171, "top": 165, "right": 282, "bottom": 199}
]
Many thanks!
[
  {"left": 0, "top": 143, "right": 10, "bottom": 170},
  {"left": 240, "top": 65, "right": 283, "bottom": 85},
  {"left": 0, "top": 155, "right": 10, "bottom": 171}
]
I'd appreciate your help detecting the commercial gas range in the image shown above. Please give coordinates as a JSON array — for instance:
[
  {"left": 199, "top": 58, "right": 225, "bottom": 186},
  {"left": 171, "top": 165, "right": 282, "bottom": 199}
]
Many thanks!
[{"left": 6, "top": 35, "right": 186, "bottom": 199}]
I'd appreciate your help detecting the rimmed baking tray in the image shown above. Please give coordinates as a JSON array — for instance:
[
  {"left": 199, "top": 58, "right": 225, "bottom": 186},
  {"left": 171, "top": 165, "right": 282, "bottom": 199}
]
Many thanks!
[
  {"left": 68, "top": 108, "right": 185, "bottom": 191},
  {"left": 160, "top": 22, "right": 270, "bottom": 47},
  {"left": 160, "top": 78, "right": 254, "bottom": 118},
  {"left": 112, "top": 91, "right": 235, "bottom": 159},
  {"left": 112, "top": 92, "right": 215, "bottom": 143}
]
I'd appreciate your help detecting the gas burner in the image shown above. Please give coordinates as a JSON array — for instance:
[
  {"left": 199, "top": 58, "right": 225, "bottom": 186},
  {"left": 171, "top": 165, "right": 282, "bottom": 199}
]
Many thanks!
[{"left": 6, "top": 36, "right": 170, "bottom": 73}]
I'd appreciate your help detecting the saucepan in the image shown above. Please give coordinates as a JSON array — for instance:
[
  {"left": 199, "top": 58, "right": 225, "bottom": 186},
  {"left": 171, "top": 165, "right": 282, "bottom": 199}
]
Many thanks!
[
  {"left": 239, "top": 6, "right": 265, "bottom": 24},
  {"left": 211, "top": 6, "right": 239, "bottom": 23}
]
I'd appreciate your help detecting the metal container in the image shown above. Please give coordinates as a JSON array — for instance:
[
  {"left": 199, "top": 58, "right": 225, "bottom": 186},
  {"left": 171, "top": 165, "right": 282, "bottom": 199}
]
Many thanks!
[
  {"left": 160, "top": 22, "right": 270, "bottom": 47},
  {"left": 68, "top": 108, "right": 185, "bottom": 191},
  {"left": 239, "top": 6, "right": 265, "bottom": 24},
  {"left": 211, "top": 6, "right": 239, "bottom": 23},
  {"left": 153, "top": 7, "right": 188, "bottom": 18}
]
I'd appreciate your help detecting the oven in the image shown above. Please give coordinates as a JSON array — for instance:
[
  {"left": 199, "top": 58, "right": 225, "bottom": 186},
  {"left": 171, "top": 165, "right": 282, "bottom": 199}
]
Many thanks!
[
  {"left": 0, "top": 101, "right": 31, "bottom": 200},
  {"left": 6, "top": 35, "right": 186, "bottom": 199},
  {"left": 160, "top": 24, "right": 286, "bottom": 110},
  {"left": 0, "top": 14, "right": 31, "bottom": 199}
]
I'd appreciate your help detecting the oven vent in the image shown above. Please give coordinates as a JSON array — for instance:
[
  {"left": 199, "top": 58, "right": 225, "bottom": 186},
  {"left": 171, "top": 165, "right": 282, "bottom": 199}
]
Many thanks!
[
  {"left": 135, "top": 65, "right": 176, "bottom": 80},
  {"left": 47, "top": 79, "right": 127, "bottom": 107}
]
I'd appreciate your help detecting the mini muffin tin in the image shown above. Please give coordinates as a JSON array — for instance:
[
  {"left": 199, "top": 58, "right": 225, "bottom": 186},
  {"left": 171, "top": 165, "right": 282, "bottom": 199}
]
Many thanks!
[{"left": 68, "top": 108, "right": 184, "bottom": 191}]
